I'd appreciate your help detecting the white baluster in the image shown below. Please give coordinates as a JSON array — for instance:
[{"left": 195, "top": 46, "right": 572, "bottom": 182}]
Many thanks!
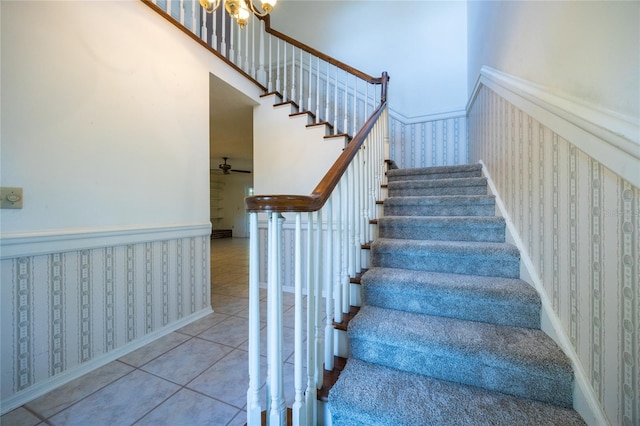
[
  {"left": 244, "top": 23, "right": 250, "bottom": 74},
  {"left": 324, "top": 61, "right": 330, "bottom": 125},
  {"left": 247, "top": 213, "right": 261, "bottom": 426},
  {"left": 343, "top": 71, "right": 349, "bottom": 136},
  {"left": 220, "top": 9, "right": 227, "bottom": 57},
  {"left": 292, "top": 213, "right": 306, "bottom": 426},
  {"left": 352, "top": 77, "right": 358, "bottom": 136},
  {"left": 341, "top": 173, "right": 350, "bottom": 315},
  {"left": 200, "top": 4, "right": 207, "bottom": 43},
  {"left": 305, "top": 212, "right": 317, "bottom": 425},
  {"left": 282, "top": 43, "right": 287, "bottom": 100},
  {"left": 167, "top": 0, "right": 172, "bottom": 18},
  {"left": 276, "top": 39, "right": 281, "bottom": 95},
  {"left": 334, "top": 180, "right": 343, "bottom": 325},
  {"left": 236, "top": 25, "right": 242, "bottom": 67},
  {"left": 257, "top": 20, "right": 267, "bottom": 86},
  {"left": 229, "top": 22, "right": 235, "bottom": 65},
  {"left": 291, "top": 46, "right": 297, "bottom": 104},
  {"left": 179, "top": 0, "right": 185, "bottom": 28},
  {"left": 268, "top": 213, "right": 285, "bottom": 426},
  {"left": 266, "top": 33, "right": 273, "bottom": 92},
  {"left": 211, "top": 8, "right": 218, "bottom": 50},
  {"left": 324, "top": 198, "right": 334, "bottom": 370},
  {"left": 354, "top": 149, "right": 362, "bottom": 273},
  {"left": 333, "top": 65, "right": 339, "bottom": 131},
  {"left": 315, "top": 57, "right": 321, "bottom": 122},
  {"left": 315, "top": 209, "right": 323, "bottom": 392},
  {"left": 298, "top": 49, "right": 304, "bottom": 109},
  {"left": 251, "top": 21, "right": 256, "bottom": 79},
  {"left": 190, "top": 0, "right": 197, "bottom": 35}
]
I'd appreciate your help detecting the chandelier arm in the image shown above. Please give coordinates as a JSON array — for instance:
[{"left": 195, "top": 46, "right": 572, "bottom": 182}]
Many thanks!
[
  {"left": 246, "top": 0, "right": 269, "bottom": 17},
  {"left": 200, "top": 0, "right": 221, "bottom": 14}
]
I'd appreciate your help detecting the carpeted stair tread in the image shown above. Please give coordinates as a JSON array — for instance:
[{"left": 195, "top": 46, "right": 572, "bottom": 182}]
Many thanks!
[
  {"left": 371, "top": 238, "right": 520, "bottom": 278},
  {"left": 378, "top": 215, "right": 505, "bottom": 242},
  {"left": 387, "top": 163, "right": 483, "bottom": 182},
  {"left": 384, "top": 194, "right": 496, "bottom": 216},
  {"left": 388, "top": 177, "right": 488, "bottom": 196},
  {"left": 329, "top": 358, "right": 586, "bottom": 426},
  {"left": 348, "top": 305, "right": 574, "bottom": 407},
  {"left": 361, "top": 267, "right": 540, "bottom": 328}
]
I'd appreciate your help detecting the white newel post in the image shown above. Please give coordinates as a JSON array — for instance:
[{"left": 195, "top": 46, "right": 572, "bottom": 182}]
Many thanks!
[{"left": 247, "top": 212, "right": 261, "bottom": 426}]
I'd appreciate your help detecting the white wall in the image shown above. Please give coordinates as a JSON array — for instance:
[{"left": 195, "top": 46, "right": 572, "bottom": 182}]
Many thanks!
[
  {"left": 0, "top": 0, "right": 265, "bottom": 412},
  {"left": 271, "top": 1, "right": 468, "bottom": 119},
  {"left": 253, "top": 97, "right": 345, "bottom": 196},
  {"left": 467, "top": 0, "right": 639, "bottom": 119}
]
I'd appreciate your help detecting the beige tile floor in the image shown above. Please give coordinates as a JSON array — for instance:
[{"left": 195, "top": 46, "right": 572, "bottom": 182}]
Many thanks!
[{"left": 2, "top": 238, "right": 302, "bottom": 426}]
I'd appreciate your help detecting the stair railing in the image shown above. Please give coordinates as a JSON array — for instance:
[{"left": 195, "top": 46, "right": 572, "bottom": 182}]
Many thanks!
[
  {"left": 141, "top": 2, "right": 389, "bottom": 424},
  {"left": 246, "top": 73, "right": 389, "bottom": 425},
  {"left": 143, "top": 0, "right": 386, "bottom": 137}
]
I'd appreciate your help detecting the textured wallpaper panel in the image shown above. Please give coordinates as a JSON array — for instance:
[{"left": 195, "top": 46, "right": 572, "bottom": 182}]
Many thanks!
[
  {"left": 389, "top": 113, "right": 468, "bottom": 168},
  {"left": 0, "top": 236, "right": 210, "bottom": 403},
  {"left": 469, "top": 86, "right": 639, "bottom": 426}
]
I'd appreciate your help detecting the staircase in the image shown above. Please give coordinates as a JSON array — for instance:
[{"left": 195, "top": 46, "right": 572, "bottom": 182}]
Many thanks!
[{"left": 328, "top": 163, "right": 586, "bottom": 425}]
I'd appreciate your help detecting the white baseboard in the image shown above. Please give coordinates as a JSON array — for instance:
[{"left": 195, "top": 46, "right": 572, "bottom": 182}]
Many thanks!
[
  {"left": 0, "top": 307, "right": 213, "bottom": 416},
  {"left": 479, "top": 161, "right": 609, "bottom": 426}
]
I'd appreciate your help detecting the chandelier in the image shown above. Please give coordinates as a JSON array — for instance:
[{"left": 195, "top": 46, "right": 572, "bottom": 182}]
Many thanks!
[{"left": 199, "top": 0, "right": 277, "bottom": 28}]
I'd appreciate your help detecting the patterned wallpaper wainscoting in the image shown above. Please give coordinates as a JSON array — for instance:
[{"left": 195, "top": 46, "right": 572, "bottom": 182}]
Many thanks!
[
  {"left": 469, "top": 85, "right": 638, "bottom": 426},
  {"left": 0, "top": 230, "right": 211, "bottom": 412},
  {"left": 388, "top": 111, "right": 468, "bottom": 168}
]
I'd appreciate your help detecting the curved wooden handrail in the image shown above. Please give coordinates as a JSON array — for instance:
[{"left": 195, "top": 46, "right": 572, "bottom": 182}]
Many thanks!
[
  {"left": 245, "top": 73, "right": 389, "bottom": 213},
  {"left": 258, "top": 15, "right": 383, "bottom": 85}
]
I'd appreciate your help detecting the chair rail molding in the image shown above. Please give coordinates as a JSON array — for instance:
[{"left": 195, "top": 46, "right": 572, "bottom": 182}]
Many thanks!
[
  {"left": 0, "top": 223, "right": 212, "bottom": 259},
  {"left": 468, "top": 66, "right": 640, "bottom": 188}
]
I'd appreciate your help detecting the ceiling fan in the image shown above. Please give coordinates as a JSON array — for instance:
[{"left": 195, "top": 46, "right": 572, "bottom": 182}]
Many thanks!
[{"left": 215, "top": 157, "right": 251, "bottom": 175}]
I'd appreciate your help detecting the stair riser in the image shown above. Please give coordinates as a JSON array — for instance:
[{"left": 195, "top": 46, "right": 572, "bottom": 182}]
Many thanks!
[
  {"left": 385, "top": 204, "right": 495, "bottom": 217},
  {"left": 387, "top": 171, "right": 481, "bottom": 182},
  {"left": 378, "top": 223, "right": 505, "bottom": 242},
  {"left": 362, "top": 288, "right": 540, "bottom": 329},
  {"left": 348, "top": 339, "right": 574, "bottom": 408},
  {"left": 371, "top": 251, "right": 520, "bottom": 278}
]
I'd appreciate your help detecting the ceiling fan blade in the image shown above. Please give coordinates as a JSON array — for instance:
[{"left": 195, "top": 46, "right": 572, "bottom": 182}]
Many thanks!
[{"left": 230, "top": 169, "right": 251, "bottom": 174}]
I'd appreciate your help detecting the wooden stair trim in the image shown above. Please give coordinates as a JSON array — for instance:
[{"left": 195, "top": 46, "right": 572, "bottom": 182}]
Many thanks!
[
  {"left": 318, "top": 356, "right": 348, "bottom": 402},
  {"left": 274, "top": 100, "right": 300, "bottom": 110},
  {"left": 290, "top": 110, "right": 316, "bottom": 120},
  {"left": 349, "top": 269, "right": 368, "bottom": 284},
  {"left": 323, "top": 132, "right": 351, "bottom": 141},
  {"left": 307, "top": 121, "right": 334, "bottom": 131},
  {"left": 332, "top": 306, "right": 360, "bottom": 331}
]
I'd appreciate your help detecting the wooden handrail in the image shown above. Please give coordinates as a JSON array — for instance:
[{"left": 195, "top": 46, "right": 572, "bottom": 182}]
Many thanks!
[
  {"left": 258, "top": 15, "right": 383, "bottom": 86},
  {"left": 245, "top": 72, "right": 389, "bottom": 213},
  {"left": 141, "top": 1, "right": 383, "bottom": 91}
]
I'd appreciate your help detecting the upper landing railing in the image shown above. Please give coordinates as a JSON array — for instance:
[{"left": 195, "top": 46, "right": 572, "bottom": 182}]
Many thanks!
[{"left": 143, "top": 0, "right": 388, "bottom": 138}]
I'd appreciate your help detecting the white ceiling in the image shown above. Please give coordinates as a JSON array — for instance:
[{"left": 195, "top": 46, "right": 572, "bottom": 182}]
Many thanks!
[{"left": 209, "top": 74, "right": 256, "bottom": 172}]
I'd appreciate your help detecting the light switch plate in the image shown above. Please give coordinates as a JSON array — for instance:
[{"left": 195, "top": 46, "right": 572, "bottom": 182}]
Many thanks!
[{"left": 1, "top": 187, "right": 23, "bottom": 209}]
